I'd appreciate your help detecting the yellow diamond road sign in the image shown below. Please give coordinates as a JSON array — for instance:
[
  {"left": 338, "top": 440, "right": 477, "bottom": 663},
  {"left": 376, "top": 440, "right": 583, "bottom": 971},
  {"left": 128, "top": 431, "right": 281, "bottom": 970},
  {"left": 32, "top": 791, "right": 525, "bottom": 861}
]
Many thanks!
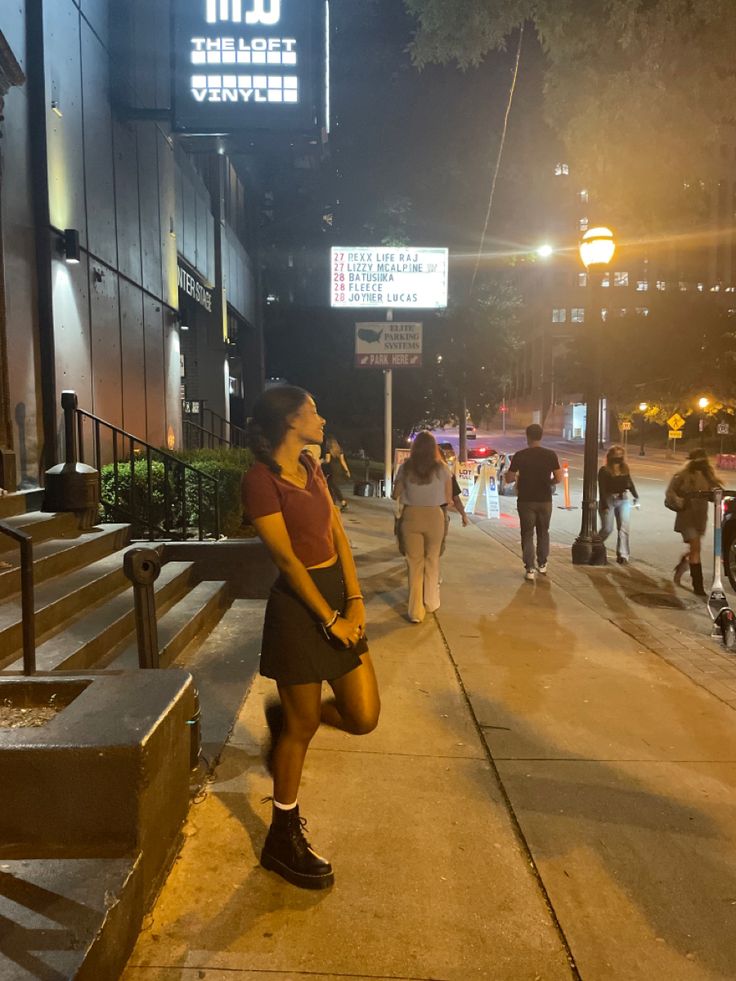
[{"left": 667, "top": 412, "right": 685, "bottom": 431}]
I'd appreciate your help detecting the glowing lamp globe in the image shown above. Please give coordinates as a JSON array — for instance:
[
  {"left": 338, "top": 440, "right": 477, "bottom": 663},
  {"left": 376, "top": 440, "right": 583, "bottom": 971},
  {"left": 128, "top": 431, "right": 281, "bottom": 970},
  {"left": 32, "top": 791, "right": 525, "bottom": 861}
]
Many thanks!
[
  {"left": 698, "top": 397, "right": 709, "bottom": 410},
  {"left": 579, "top": 226, "right": 616, "bottom": 269}
]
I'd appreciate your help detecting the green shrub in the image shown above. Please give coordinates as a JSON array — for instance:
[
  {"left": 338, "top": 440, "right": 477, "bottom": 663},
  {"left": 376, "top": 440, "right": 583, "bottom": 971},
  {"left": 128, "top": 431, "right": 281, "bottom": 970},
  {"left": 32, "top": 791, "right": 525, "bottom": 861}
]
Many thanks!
[
  {"left": 175, "top": 447, "right": 253, "bottom": 537},
  {"left": 99, "top": 460, "right": 170, "bottom": 529},
  {"left": 99, "top": 446, "right": 254, "bottom": 538}
]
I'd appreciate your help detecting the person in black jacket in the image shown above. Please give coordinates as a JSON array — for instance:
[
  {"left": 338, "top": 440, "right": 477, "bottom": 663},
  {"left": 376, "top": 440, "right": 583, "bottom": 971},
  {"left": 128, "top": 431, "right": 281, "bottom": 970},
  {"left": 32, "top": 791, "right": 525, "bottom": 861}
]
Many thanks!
[{"left": 598, "top": 444, "right": 640, "bottom": 564}]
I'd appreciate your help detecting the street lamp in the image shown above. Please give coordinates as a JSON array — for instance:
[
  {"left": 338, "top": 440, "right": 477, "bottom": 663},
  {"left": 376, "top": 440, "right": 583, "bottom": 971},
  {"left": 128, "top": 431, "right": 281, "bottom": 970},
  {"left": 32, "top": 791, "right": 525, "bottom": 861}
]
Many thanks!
[
  {"left": 572, "top": 226, "right": 616, "bottom": 566},
  {"left": 638, "top": 402, "right": 648, "bottom": 456},
  {"left": 698, "top": 396, "right": 709, "bottom": 448}
]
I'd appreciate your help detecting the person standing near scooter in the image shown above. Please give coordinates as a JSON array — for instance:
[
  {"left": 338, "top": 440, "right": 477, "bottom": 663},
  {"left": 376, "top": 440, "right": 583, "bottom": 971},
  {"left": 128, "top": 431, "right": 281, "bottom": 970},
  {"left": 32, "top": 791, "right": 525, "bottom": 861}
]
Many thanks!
[
  {"left": 666, "top": 448, "right": 723, "bottom": 596},
  {"left": 598, "top": 445, "right": 640, "bottom": 564}
]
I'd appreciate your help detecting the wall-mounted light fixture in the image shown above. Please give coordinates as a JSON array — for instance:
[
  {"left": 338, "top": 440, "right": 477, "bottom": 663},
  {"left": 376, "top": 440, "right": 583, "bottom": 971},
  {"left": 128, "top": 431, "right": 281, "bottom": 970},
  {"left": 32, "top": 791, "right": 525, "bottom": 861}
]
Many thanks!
[{"left": 63, "top": 228, "right": 81, "bottom": 264}]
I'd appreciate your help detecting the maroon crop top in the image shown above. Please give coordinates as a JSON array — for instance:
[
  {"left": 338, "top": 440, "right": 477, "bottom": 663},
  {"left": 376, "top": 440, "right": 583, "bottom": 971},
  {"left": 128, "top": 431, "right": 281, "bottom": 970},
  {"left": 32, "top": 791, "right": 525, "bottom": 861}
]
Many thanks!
[{"left": 241, "top": 453, "right": 336, "bottom": 567}]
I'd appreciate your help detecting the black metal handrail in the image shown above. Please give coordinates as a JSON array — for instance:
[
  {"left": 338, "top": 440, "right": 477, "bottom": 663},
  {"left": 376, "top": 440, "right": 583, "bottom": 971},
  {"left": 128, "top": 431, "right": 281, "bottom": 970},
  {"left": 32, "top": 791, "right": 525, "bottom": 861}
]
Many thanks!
[
  {"left": 0, "top": 521, "right": 35, "bottom": 674},
  {"left": 183, "top": 418, "right": 233, "bottom": 451},
  {"left": 202, "top": 407, "right": 247, "bottom": 448},
  {"left": 75, "top": 409, "right": 221, "bottom": 541}
]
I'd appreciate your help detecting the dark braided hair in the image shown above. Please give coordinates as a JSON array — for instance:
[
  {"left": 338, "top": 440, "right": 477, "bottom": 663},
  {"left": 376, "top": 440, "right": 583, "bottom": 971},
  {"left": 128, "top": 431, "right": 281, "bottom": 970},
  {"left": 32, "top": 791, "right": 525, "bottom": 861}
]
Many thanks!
[{"left": 247, "top": 385, "right": 310, "bottom": 474}]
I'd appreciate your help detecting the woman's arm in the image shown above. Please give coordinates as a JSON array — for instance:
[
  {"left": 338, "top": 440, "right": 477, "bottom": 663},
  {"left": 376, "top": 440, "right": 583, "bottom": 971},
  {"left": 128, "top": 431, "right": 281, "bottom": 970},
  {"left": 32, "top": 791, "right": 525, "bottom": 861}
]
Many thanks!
[
  {"left": 252, "top": 513, "right": 335, "bottom": 623},
  {"left": 391, "top": 467, "right": 404, "bottom": 501},
  {"left": 331, "top": 508, "right": 366, "bottom": 635}
]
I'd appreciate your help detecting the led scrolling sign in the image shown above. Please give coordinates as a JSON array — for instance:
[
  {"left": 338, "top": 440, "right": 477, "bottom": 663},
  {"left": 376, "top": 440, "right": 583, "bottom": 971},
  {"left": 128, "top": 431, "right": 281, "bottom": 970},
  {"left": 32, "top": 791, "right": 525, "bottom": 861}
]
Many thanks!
[{"left": 173, "top": 0, "right": 327, "bottom": 134}]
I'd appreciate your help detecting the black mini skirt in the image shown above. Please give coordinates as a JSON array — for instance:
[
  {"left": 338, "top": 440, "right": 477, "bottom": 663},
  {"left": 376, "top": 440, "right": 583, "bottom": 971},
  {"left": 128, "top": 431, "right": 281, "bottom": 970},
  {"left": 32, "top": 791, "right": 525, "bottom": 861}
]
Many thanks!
[{"left": 260, "top": 559, "right": 368, "bottom": 686}]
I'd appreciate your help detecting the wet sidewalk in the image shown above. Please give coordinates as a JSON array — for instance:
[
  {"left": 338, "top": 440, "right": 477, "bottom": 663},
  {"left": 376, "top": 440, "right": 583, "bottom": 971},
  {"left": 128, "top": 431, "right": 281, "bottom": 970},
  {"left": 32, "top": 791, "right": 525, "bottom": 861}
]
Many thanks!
[{"left": 123, "top": 498, "right": 736, "bottom": 981}]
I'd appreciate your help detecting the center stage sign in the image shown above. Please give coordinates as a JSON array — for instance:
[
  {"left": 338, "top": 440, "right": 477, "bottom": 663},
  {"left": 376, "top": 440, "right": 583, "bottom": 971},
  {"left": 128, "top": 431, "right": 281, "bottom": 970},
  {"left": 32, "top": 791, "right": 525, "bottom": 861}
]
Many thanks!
[
  {"left": 355, "top": 322, "right": 422, "bottom": 368},
  {"left": 332, "top": 247, "right": 448, "bottom": 309}
]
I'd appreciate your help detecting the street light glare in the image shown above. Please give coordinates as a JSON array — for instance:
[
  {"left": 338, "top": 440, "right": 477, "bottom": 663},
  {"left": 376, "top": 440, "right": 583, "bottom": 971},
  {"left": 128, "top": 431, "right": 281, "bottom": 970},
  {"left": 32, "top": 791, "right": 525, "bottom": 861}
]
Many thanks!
[
  {"left": 698, "top": 397, "right": 710, "bottom": 409},
  {"left": 537, "top": 244, "right": 554, "bottom": 258},
  {"left": 639, "top": 402, "right": 648, "bottom": 411},
  {"left": 579, "top": 226, "right": 616, "bottom": 269}
]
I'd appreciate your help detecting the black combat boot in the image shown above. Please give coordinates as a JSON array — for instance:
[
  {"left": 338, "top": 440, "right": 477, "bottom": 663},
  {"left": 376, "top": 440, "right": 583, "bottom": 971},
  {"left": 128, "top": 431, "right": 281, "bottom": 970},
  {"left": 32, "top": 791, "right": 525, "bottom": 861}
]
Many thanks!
[
  {"left": 690, "top": 563, "right": 706, "bottom": 597},
  {"left": 261, "top": 805, "right": 334, "bottom": 889}
]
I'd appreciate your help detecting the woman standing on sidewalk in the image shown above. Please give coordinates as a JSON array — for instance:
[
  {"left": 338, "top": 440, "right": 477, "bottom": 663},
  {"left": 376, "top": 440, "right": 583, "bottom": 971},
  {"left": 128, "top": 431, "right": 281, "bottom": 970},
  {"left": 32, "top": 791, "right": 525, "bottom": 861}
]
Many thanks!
[
  {"left": 598, "top": 444, "right": 640, "bottom": 564},
  {"left": 392, "top": 431, "right": 452, "bottom": 622},
  {"left": 667, "top": 448, "right": 723, "bottom": 596},
  {"left": 322, "top": 433, "right": 351, "bottom": 510},
  {"left": 242, "top": 386, "right": 380, "bottom": 889}
]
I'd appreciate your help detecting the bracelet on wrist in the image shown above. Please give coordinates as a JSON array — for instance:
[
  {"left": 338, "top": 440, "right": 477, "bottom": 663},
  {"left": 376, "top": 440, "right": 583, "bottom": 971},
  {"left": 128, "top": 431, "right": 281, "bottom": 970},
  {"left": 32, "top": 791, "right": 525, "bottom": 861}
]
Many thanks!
[
  {"left": 321, "top": 610, "right": 340, "bottom": 640},
  {"left": 346, "top": 593, "right": 364, "bottom": 602}
]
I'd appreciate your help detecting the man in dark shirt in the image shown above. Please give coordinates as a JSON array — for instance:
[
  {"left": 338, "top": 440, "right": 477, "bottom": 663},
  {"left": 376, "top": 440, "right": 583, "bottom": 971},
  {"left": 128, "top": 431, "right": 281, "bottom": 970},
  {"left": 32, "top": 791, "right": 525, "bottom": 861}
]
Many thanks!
[{"left": 505, "top": 424, "right": 563, "bottom": 581}]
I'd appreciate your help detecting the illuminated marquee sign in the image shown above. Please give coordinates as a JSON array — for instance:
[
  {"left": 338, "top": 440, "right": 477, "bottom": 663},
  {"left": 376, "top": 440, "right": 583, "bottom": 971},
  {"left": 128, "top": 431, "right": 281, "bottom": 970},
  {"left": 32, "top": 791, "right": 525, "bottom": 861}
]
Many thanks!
[
  {"left": 331, "top": 247, "right": 449, "bottom": 309},
  {"left": 173, "top": 0, "right": 328, "bottom": 133}
]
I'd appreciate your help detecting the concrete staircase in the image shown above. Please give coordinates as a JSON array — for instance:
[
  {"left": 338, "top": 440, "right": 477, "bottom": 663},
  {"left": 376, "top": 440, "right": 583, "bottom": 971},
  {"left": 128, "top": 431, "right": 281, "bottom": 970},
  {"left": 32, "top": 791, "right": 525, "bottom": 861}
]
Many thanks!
[
  {"left": 0, "top": 492, "right": 230, "bottom": 672},
  {"left": 0, "top": 491, "right": 269, "bottom": 980}
]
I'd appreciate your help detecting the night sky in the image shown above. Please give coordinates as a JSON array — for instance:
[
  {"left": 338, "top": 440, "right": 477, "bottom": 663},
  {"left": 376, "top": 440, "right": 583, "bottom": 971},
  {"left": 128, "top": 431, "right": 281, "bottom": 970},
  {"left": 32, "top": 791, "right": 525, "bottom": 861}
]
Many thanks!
[{"left": 260, "top": 0, "right": 552, "bottom": 450}]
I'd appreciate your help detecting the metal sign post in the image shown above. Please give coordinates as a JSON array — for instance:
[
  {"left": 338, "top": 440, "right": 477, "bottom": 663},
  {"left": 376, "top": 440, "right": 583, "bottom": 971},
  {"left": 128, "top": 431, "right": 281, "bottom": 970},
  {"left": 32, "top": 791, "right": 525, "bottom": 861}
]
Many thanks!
[{"left": 355, "top": 316, "right": 424, "bottom": 498}]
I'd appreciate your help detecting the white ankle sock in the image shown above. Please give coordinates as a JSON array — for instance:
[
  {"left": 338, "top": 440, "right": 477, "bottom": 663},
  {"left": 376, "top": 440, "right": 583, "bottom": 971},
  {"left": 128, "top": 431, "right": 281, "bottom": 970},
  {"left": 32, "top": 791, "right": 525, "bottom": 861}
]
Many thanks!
[{"left": 273, "top": 799, "right": 297, "bottom": 811}]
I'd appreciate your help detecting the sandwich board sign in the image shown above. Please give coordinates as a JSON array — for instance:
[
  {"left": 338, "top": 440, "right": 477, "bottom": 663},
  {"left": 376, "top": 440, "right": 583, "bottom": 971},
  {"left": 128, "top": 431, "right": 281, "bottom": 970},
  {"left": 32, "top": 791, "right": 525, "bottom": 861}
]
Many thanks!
[
  {"left": 467, "top": 462, "right": 500, "bottom": 519},
  {"left": 455, "top": 461, "right": 479, "bottom": 504}
]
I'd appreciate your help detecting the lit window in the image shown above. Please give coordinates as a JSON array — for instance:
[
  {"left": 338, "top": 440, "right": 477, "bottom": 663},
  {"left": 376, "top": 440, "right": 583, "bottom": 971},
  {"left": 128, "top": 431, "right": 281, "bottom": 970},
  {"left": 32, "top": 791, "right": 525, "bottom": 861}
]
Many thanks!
[
  {"left": 579, "top": 189, "right": 589, "bottom": 203},
  {"left": 656, "top": 280, "right": 666, "bottom": 291},
  {"left": 679, "top": 281, "right": 688, "bottom": 291},
  {"left": 571, "top": 308, "right": 585, "bottom": 323},
  {"left": 552, "top": 308, "right": 567, "bottom": 323},
  {"left": 614, "top": 271, "right": 628, "bottom": 286},
  {"left": 618, "top": 308, "right": 628, "bottom": 317},
  {"left": 636, "top": 307, "right": 650, "bottom": 316},
  {"left": 728, "top": 309, "right": 736, "bottom": 317},
  {"left": 579, "top": 217, "right": 589, "bottom": 231},
  {"left": 578, "top": 272, "right": 587, "bottom": 287},
  {"left": 636, "top": 280, "right": 648, "bottom": 291},
  {"left": 697, "top": 282, "right": 704, "bottom": 292},
  {"left": 601, "top": 274, "right": 610, "bottom": 288},
  {"left": 554, "top": 163, "right": 569, "bottom": 176}
]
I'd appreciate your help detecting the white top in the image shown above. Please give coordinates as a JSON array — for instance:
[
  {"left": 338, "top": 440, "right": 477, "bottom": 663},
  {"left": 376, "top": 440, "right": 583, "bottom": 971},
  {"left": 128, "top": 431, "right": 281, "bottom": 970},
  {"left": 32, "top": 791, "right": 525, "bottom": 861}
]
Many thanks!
[{"left": 396, "top": 463, "right": 451, "bottom": 506}]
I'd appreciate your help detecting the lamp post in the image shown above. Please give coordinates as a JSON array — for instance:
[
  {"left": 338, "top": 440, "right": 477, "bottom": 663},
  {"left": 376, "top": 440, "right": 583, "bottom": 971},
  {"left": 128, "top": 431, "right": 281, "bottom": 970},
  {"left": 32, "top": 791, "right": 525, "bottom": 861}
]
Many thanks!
[
  {"left": 638, "top": 402, "right": 648, "bottom": 456},
  {"left": 698, "top": 396, "right": 709, "bottom": 448},
  {"left": 571, "top": 226, "right": 616, "bottom": 566}
]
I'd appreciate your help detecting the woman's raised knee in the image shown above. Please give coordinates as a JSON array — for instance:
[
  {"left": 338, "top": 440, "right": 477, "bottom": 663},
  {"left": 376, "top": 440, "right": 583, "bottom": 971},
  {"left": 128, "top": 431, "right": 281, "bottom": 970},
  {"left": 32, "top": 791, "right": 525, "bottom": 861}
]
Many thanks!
[{"left": 345, "top": 704, "right": 380, "bottom": 736}]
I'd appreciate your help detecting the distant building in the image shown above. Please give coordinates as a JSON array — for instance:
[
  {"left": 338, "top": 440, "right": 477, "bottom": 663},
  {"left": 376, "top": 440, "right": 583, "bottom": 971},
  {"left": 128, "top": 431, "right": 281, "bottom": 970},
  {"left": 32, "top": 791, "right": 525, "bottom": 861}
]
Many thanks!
[
  {"left": 509, "top": 149, "right": 736, "bottom": 438},
  {"left": 0, "top": 5, "right": 263, "bottom": 492}
]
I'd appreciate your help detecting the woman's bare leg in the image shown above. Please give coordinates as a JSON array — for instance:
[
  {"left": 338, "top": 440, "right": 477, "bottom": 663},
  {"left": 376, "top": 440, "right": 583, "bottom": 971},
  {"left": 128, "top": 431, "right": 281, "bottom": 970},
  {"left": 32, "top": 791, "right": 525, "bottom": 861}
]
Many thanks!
[
  {"left": 321, "top": 652, "right": 380, "bottom": 735},
  {"left": 272, "top": 682, "right": 323, "bottom": 804}
]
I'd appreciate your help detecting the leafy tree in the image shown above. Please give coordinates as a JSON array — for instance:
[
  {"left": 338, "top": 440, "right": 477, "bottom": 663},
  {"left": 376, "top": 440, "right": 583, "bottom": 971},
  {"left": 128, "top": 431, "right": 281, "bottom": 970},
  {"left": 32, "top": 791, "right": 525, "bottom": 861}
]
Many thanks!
[
  {"left": 404, "top": 0, "right": 736, "bottom": 233},
  {"left": 425, "top": 274, "right": 521, "bottom": 457},
  {"left": 555, "top": 293, "right": 736, "bottom": 434}
]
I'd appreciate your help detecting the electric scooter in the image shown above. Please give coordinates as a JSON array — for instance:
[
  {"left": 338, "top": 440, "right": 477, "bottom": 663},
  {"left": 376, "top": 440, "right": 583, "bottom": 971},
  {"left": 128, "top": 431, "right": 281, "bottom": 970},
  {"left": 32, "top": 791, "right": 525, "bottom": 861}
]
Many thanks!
[{"left": 708, "top": 487, "right": 736, "bottom": 652}]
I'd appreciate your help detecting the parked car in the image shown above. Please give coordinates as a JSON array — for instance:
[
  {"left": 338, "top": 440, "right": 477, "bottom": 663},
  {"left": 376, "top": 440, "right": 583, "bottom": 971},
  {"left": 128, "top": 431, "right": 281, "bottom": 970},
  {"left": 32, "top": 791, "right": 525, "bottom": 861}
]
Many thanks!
[
  {"left": 465, "top": 422, "right": 477, "bottom": 439},
  {"left": 496, "top": 452, "right": 516, "bottom": 496},
  {"left": 724, "top": 492, "right": 736, "bottom": 591},
  {"left": 467, "top": 443, "right": 492, "bottom": 461}
]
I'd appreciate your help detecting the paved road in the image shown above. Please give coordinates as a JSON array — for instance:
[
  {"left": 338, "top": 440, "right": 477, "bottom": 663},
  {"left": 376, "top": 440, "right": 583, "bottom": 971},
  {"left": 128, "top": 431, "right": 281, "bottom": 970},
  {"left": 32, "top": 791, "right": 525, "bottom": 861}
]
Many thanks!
[{"left": 434, "top": 427, "right": 736, "bottom": 594}]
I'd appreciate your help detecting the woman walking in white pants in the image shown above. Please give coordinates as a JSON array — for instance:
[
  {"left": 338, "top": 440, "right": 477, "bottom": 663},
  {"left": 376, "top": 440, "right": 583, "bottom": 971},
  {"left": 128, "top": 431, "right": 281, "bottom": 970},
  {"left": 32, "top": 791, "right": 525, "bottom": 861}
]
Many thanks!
[{"left": 393, "top": 432, "right": 452, "bottom": 622}]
